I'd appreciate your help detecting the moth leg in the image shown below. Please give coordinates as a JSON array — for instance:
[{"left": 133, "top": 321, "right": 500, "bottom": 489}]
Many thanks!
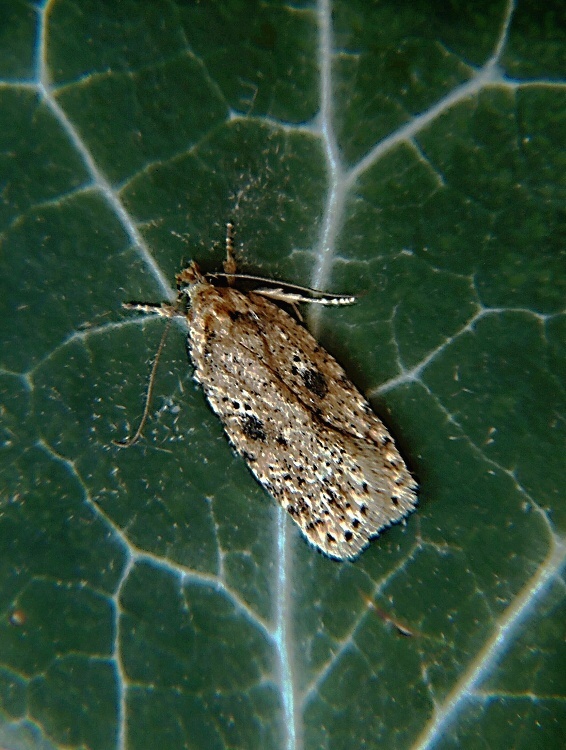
[
  {"left": 122, "top": 301, "right": 180, "bottom": 318},
  {"left": 223, "top": 220, "right": 237, "bottom": 284}
]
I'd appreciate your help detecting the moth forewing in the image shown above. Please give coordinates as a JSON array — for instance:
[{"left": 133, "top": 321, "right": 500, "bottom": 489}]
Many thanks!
[
  {"left": 118, "top": 230, "right": 418, "bottom": 561},
  {"left": 186, "top": 279, "right": 417, "bottom": 561}
]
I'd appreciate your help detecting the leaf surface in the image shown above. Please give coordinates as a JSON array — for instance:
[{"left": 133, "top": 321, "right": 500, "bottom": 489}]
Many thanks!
[{"left": 0, "top": 2, "right": 565, "bottom": 749}]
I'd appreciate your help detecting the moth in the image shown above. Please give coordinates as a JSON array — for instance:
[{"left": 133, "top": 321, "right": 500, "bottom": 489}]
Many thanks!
[{"left": 118, "top": 225, "right": 418, "bottom": 560}]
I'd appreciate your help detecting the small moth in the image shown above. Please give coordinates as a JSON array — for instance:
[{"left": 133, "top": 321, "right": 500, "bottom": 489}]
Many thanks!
[{"left": 118, "top": 225, "right": 417, "bottom": 560}]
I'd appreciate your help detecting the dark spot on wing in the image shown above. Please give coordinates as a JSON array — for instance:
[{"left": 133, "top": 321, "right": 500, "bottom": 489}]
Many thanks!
[
  {"left": 241, "top": 414, "right": 266, "bottom": 441},
  {"left": 302, "top": 368, "right": 328, "bottom": 398}
]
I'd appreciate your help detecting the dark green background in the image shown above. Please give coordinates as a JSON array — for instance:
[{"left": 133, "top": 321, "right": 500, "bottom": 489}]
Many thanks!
[{"left": 0, "top": 1, "right": 564, "bottom": 749}]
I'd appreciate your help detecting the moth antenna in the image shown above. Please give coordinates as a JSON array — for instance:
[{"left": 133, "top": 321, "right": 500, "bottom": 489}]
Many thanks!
[
  {"left": 252, "top": 287, "right": 356, "bottom": 306},
  {"left": 206, "top": 272, "right": 357, "bottom": 305},
  {"left": 223, "top": 220, "right": 237, "bottom": 283},
  {"left": 113, "top": 318, "right": 173, "bottom": 448}
]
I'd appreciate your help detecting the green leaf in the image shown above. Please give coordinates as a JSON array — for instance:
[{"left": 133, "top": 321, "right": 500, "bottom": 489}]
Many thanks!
[{"left": 1, "top": 2, "right": 564, "bottom": 749}]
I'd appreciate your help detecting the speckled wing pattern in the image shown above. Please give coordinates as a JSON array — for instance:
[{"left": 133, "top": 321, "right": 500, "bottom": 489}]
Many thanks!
[{"left": 187, "top": 278, "right": 418, "bottom": 561}]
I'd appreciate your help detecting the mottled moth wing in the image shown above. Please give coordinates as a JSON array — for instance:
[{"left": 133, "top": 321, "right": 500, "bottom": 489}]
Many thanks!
[
  {"left": 188, "top": 281, "right": 417, "bottom": 560},
  {"left": 248, "top": 293, "right": 400, "bottom": 441}
]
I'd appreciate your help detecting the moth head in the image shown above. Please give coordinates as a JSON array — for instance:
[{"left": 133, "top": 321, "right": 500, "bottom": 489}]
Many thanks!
[{"left": 176, "top": 261, "right": 204, "bottom": 295}]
